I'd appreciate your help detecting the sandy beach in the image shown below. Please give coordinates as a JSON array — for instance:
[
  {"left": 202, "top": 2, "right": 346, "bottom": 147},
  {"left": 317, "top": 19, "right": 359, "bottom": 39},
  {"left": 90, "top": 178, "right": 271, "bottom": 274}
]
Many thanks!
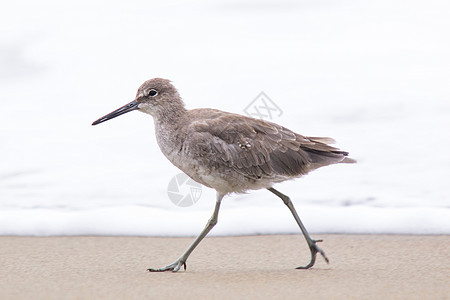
[{"left": 0, "top": 235, "right": 448, "bottom": 299}]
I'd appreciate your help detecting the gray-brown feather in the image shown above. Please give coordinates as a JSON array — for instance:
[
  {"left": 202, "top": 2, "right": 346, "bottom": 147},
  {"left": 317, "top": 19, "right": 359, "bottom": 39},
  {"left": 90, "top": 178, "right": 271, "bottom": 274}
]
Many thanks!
[{"left": 182, "top": 109, "right": 351, "bottom": 181}]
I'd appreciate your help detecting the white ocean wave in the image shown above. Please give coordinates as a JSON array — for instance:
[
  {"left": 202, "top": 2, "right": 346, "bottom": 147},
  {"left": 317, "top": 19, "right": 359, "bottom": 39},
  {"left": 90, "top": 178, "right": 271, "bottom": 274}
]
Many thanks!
[{"left": 1, "top": 0, "right": 449, "bottom": 235}]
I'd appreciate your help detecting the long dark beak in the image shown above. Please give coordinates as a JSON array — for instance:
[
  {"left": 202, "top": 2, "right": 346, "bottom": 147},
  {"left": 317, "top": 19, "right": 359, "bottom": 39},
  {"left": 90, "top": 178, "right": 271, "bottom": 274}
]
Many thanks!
[{"left": 92, "top": 100, "right": 139, "bottom": 125}]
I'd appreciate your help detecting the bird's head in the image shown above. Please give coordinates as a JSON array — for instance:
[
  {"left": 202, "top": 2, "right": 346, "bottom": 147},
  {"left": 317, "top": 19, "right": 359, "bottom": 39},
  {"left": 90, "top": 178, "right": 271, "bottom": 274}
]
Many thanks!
[{"left": 92, "top": 78, "right": 185, "bottom": 126}]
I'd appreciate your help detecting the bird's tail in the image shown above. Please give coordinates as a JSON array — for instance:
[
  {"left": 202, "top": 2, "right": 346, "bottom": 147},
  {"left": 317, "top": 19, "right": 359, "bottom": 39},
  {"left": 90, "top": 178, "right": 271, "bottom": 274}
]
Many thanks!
[
  {"left": 341, "top": 157, "right": 357, "bottom": 164},
  {"left": 303, "top": 136, "right": 356, "bottom": 167}
]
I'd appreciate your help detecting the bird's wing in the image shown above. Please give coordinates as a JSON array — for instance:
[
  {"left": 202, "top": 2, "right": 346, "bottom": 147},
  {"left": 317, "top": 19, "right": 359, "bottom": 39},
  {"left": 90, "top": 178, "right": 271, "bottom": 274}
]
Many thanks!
[{"left": 183, "top": 112, "right": 348, "bottom": 180}]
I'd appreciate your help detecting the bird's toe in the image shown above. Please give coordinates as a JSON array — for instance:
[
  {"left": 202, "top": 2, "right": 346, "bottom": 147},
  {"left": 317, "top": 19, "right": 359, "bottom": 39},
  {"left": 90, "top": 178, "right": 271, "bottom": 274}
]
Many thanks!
[
  {"left": 296, "top": 239, "right": 329, "bottom": 269},
  {"left": 147, "top": 260, "right": 186, "bottom": 272}
]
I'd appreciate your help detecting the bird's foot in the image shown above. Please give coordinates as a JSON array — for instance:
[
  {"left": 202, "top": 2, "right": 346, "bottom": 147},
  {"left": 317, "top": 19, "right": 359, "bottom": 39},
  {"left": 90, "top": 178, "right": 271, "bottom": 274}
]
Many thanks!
[
  {"left": 296, "top": 239, "right": 329, "bottom": 269},
  {"left": 147, "top": 260, "right": 186, "bottom": 272}
]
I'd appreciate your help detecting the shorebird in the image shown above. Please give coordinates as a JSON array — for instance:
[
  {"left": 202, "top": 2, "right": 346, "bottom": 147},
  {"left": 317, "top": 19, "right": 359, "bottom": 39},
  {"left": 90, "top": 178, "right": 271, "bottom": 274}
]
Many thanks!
[{"left": 92, "top": 78, "right": 355, "bottom": 272}]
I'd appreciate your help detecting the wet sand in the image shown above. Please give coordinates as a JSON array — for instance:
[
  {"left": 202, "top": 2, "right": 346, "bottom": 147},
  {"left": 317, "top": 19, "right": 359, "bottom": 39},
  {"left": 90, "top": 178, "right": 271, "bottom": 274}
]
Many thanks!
[{"left": 0, "top": 235, "right": 448, "bottom": 299}]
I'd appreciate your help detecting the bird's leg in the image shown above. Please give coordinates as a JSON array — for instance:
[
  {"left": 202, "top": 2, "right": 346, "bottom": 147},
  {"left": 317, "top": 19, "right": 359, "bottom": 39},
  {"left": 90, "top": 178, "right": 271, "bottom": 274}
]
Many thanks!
[
  {"left": 268, "top": 187, "right": 329, "bottom": 269},
  {"left": 148, "top": 192, "right": 225, "bottom": 272}
]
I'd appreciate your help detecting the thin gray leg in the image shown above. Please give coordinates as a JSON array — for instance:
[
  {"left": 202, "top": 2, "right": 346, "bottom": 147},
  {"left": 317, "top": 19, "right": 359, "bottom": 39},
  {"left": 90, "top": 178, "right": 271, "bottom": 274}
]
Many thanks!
[
  {"left": 148, "top": 192, "right": 225, "bottom": 272},
  {"left": 268, "top": 187, "right": 329, "bottom": 269}
]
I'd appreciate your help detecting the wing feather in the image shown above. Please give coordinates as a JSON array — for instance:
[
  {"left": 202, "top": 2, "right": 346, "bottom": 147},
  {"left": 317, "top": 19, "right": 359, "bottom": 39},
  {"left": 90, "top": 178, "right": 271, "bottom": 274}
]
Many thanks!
[{"left": 183, "top": 111, "right": 350, "bottom": 180}]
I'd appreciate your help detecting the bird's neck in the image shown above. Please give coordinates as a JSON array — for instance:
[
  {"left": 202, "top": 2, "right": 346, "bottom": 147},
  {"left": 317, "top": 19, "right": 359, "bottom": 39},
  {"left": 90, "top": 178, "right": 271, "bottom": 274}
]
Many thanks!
[
  {"left": 151, "top": 97, "right": 188, "bottom": 137},
  {"left": 153, "top": 106, "right": 188, "bottom": 167},
  {"left": 155, "top": 104, "right": 187, "bottom": 124},
  {"left": 140, "top": 95, "right": 188, "bottom": 125}
]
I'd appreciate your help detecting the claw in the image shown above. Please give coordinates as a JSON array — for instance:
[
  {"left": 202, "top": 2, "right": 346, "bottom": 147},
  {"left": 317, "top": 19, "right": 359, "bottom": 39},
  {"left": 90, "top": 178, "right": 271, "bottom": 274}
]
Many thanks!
[
  {"left": 147, "top": 260, "right": 186, "bottom": 272},
  {"left": 296, "top": 239, "right": 329, "bottom": 269}
]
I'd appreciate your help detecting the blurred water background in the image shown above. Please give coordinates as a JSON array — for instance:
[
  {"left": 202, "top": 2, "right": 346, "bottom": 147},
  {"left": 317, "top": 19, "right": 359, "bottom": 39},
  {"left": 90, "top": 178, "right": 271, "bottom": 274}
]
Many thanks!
[{"left": 1, "top": 0, "right": 449, "bottom": 235}]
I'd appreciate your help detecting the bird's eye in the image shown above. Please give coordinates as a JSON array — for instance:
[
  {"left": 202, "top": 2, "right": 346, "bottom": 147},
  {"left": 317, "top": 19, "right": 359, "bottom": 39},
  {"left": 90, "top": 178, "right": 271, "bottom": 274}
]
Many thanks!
[{"left": 148, "top": 89, "right": 158, "bottom": 97}]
